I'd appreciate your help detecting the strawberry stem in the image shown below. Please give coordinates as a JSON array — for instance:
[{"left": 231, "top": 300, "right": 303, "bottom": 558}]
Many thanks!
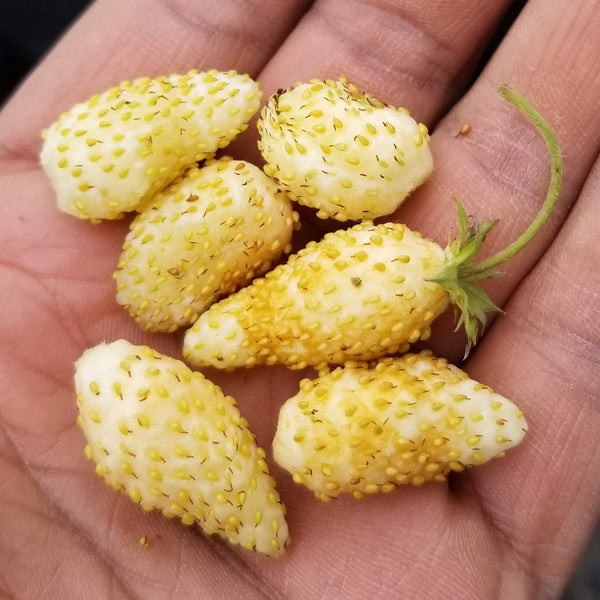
[
  {"left": 430, "top": 85, "right": 562, "bottom": 356},
  {"left": 459, "top": 86, "right": 563, "bottom": 280}
]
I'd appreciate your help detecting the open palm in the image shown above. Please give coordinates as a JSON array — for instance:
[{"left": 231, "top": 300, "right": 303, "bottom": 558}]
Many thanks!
[{"left": 1, "top": 1, "right": 600, "bottom": 598}]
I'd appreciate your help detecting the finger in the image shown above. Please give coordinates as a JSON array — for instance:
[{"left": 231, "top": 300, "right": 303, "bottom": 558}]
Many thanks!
[
  {"left": 0, "top": 0, "right": 310, "bottom": 162},
  {"left": 401, "top": 0, "right": 600, "bottom": 361},
  {"left": 257, "top": 0, "right": 517, "bottom": 124},
  {"left": 463, "top": 155, "right": 600, "bottom": 598}
]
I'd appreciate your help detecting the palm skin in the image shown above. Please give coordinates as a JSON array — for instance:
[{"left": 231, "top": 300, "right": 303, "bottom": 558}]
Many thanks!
[{"left": 1, "top": 0, "right": 600, "bottom": 598}]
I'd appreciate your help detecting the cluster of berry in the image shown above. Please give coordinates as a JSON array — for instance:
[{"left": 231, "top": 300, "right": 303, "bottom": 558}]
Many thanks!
[{"left": 41, "top": 70, "right": 560, "bottom": 556}]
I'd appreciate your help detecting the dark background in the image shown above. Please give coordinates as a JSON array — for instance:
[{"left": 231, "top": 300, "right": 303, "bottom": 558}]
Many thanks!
[{"left": 1, "top": 1, "right": 598, "bottom": 597}]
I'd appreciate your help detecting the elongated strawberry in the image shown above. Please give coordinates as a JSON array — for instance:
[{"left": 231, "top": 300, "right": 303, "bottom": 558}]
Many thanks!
[
  {"left": 41, "top": 69, "right": 261, "bottom": 221},
  {"left": 257, "top": 76, "right": 433, "bottom": 221},
  {"left": 273, "top": 352, "right": 527, "bottom": 501},
  {"left": 184, "top": 221, "right": 449, "bottom": 369},
  {"left": 183, "top": 87, "right": 562, "bottom": 368},
  {"left": 75, "top": 339, "right": 289, "bottom": 556},
  {"left": 114, "top": 157, "right": 297, "bottom": 332}
]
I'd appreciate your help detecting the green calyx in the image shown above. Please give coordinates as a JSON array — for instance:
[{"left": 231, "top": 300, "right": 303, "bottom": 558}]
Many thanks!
[
  {"left": 429, "top": 85, "right": 563, "bottom": 357},
  {"left": 428, "top": 198, "right": 503, "bottom": 356}
]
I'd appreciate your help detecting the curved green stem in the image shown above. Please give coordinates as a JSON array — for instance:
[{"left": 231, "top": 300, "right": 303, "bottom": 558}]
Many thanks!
[
  {"left": 429, "top": 85, "right": 562, "bottom": 356},
  {"left": 459, "top": 86, "right": 563, "bottom": 280}
]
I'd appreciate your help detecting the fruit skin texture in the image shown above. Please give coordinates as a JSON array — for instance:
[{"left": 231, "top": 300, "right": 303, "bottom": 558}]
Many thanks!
[
  {"left": 114, "top": 157, "right": 297, "bottom": 333},
  {"left": 183, "top": 221, "right": 450, "bottom": 370},
  {"left": 40, "top": 69, "right": 261, "bottom": 221},
  {"left": 272, "top": 352, "right": 527, "bottom": 501},
  {"left": 257, "top": 77, "right": 433, "bottom": 221},
  {"left": 75, "top": 339, "right": 289, "bottom": 556}
]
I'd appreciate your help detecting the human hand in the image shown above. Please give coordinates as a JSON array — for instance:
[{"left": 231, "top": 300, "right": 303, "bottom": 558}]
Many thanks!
[{"left": 1, "top": 0, "right": 599, "bottom": 598}]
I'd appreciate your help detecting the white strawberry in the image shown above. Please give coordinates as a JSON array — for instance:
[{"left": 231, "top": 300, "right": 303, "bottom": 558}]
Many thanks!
[
  {"left": 183, "top": 86, "right": 562, "bottom": 367},
  {"left": 75, "top": 339, "right": 289, "bottom": 556},
  {"left": 114, "top": 157, "right": 297, "bottom": 333},
  {"left": 257, "top": 76, "right": 433, "bottom": 221},
  {"left": 41, "top": 70, "right": 261, "bottom": 221},
  {"left": 183, "top": 221, "right": 449, "bottom": 370},
  {"left": 272, "top": 352, "right": 527, "bottom": 501}
]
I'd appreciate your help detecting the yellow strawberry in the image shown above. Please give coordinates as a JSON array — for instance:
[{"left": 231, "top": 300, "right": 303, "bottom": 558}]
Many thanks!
[
  {"left": 273, "top": 352, "right": 527, "bottom": 501},
  {"left": 114, "top": 157, "right": 297, "bottom": 332},
  {"left": 184, "top": 221, "right": 449, "bottom": 369},
  {"left": 258, "top": 76, "right": 433, "bottom": 221},
  {"left": 75, "top": 339, "right": 289, "bottom": 556},
  {"left": 41, "top": 70, "right": 261, "bottom": 220}
]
